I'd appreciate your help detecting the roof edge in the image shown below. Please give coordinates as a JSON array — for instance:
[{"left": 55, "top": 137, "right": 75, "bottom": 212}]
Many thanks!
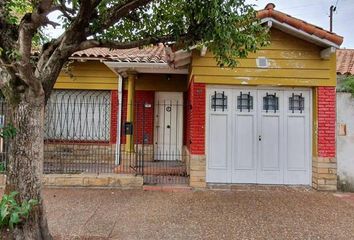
[
  {"left": 261, "top": 18, "right": 340, "bottom": 48},
  {"left": 257, "top": 7, "right": 343, "bottom": 46}
]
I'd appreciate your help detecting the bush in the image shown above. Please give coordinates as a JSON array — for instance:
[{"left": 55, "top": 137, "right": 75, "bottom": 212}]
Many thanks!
[
  {"left": 338, "top": 76, "right": 354, "bottom": 96},
  {"left": 0, "top": 192, "right": 38, "bottom": 232}
]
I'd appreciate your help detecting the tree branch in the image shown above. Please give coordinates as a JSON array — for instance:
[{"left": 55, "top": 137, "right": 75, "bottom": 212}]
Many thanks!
[
  {"left": 97, "top": 0, "right": 154, "bottom": 31},
  {"left": 77, "top": 35, "right": 184, "bottom": 51}
]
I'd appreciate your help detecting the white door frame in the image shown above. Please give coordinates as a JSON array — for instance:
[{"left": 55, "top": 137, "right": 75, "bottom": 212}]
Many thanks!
[{"left": 206, "top": 86, "right": 312, "bottom": 185}]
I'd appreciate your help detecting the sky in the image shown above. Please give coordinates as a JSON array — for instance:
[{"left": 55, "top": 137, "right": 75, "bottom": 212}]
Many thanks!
[
  {"left": 46, "top": 0, "right": 354, "bottom": 48},
  {"left": 247, "top": 0, "right": 353, "bottom": 48}
]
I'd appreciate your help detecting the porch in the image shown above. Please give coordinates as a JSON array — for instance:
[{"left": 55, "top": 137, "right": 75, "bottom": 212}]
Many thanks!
[{"left": 41, "top": 68, "right": 191, "bottom": 185}]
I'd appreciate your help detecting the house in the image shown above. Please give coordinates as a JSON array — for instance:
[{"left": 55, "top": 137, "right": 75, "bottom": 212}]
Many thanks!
[
  {"left": 336, "top": 49, "right": 354, "bottom": 191},
  {"left": 44, "top": 3, "right": 343, "bottom": 190}
]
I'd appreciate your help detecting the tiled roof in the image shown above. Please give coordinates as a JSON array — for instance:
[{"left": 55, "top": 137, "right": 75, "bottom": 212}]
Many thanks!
[
  {"left": 71, "top": 43, "right": 167, "bottom": 63},
  {"left": 337, "top": 49, "right": 354, "bottom": 75},
  {"left": 257, "top": 3, "right": 343, "bottom": 46}
]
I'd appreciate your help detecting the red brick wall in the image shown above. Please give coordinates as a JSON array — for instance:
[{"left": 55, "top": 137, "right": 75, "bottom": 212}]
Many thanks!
[
  {"left": 317, "top": 87, "right": 336, "bottom": 158},
  {"left": 110, "top": 90, "right": 118, "bottom": 144},
  {"left": 120, "top": 90, "right": 155, "bottom": 144},
  {"left": 185, "top": 79, "right": 206, "bottom": 155}
]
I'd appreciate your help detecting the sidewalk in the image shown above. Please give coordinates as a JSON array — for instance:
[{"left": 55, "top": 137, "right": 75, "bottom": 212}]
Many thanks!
[{"left": 38, "top": 187, "right": 354, "bottom": 240}]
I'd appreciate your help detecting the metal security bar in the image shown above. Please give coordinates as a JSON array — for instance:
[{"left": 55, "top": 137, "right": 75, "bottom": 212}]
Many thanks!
[
  {"left": 237, "top": 91, "right": 253, "bottom": 112},
  {"left": 211, "top": 91, "right": 227, "bottom": 111},
  {"left": 289, "top": 93, "right": 304, "bottom": 113},
  {"left": 118, "top": 101, "right": 189, "bottom": 185},
  {"left": 44, "top": 90, "right": 115, "bottom": 174},
  {"left": 43, "top": 90, "right": 188, "bottom": 184}
]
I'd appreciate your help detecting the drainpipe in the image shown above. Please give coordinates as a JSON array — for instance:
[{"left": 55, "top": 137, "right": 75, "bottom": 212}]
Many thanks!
[{"left": 115, "top": 74, "right": 123, "bottom": 165}]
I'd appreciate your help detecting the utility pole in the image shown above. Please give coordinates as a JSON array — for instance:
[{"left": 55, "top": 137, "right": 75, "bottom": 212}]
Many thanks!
[{"left": 330, "top": 5, "right": 336, "bottom": 32}]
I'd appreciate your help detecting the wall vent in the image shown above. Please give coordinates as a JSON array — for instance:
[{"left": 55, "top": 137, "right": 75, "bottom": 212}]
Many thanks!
[{"left": 256, "top": 57, "right": 269, "bottom": 68}]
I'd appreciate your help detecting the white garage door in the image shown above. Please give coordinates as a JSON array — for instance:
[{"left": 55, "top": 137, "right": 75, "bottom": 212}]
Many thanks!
[{"left": 206, "top": 87, "right": 311, "bottom": 185}]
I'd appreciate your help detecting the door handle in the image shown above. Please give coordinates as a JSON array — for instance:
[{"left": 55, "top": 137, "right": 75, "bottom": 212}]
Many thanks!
[{"left": 259, "top": 135, "right": 262, "bottom": 141}]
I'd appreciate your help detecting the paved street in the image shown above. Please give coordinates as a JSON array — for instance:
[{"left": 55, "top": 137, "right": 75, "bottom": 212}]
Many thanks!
[{"left": 37, "top": 187, "right": 354, "bottom": 240}]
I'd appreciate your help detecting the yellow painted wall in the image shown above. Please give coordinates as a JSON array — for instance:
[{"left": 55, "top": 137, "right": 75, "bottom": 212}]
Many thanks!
[
  {"left": 55, "top": 61, "right": 188, "bottom": 91},
  {"left": 191, "top": 29, "right": 336, "bottom": 87},
  {"left": 55, "top": 61, "right": 118, "bottom": 90}
]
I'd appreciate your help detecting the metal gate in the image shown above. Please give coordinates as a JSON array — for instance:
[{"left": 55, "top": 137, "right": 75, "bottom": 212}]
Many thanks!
[
  {"left": 0, "top": 90, "right": 189, "bottom": 185},
  {"left": 122, "top": 101, "right": 189, "bottom": 185}
]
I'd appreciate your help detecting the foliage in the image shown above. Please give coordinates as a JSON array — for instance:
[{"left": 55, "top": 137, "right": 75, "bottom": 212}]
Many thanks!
[
  {"left": 2, "top": 0, "right": 269, "bottom": 68},
  {"left": 0, "top": 163, "right": 4, "bottom": 173},
  {"left": 3, "top": 0, "right": 32, "bottom": 25},
  {"left": 338, "top": 76, "right": 354, "bottom": 96},
  {"left": 0, "top": 124, "right": 17, "bottom": 139},
  {"left": 0, "top": 192, "right": 38, "bottom": 230}
]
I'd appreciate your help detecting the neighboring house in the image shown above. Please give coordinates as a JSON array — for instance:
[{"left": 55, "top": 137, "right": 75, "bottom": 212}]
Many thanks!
[
  {"left": 336, "top": 49, "right": 354, "bottom": 191},
  {"left": 43, "top": 3, "right": 342, "bottom": 190}
]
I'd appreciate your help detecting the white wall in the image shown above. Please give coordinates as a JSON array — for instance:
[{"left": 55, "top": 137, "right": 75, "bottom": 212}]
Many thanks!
[{"left": 337, "top": 92, "right": 354, "bottom": 191}]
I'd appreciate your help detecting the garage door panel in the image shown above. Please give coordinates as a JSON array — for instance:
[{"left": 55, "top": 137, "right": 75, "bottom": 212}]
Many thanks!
[
  {"left": 232, "top": 113, "right": 257, "bottom": 183},
  {"left": 260, "top": 115, "right": 281, "bottom": 170},
  {"left": 284, "top": 90, "right": 310, "bottom": 185},
  {"left": 235, "top": 114, "right": 256, "bottom": 169},
  {"left": 287, "top": 116, "right": 306, "bottom": 170},
  {"left": 209, "top": 114, "right": 229, "bottom": 169}
]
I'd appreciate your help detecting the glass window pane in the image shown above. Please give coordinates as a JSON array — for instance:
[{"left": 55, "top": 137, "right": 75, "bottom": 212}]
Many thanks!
[
  {"left": 237, "top": 93, "right": 253, "bottom": 111},
  {"left": 211, "top": 92, "right": 227, "bottom": 111},
  {"left": 263, "top": 94, "right": 279, "bottom": 111},
  {"left": 289, "top": 94, "right": 305, "bottom": 112}
]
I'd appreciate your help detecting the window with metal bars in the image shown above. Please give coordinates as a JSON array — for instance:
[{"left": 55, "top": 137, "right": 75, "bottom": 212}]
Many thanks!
[
  {"left": 211, "top": 91, "right": 227, "bottom": 111},
  {"left": 263, "top": 93, "right": 279, "bottom": 112},
  {"left": 44, "top": 90, "right": 111, "bottom": 141},
  {"left": 289, "top": 93, "right": 304, "bottom": 113},
  {"left": 237, "top": 92, "right": 253, "bottom": 112}
]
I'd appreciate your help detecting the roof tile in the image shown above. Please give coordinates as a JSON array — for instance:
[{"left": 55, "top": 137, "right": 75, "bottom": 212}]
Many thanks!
[
  {"left": 71, "top": 43, "right": 167, "bottom": 63},
  {"left": 337, "top": 49, "right": 354, "bottom": 75}
]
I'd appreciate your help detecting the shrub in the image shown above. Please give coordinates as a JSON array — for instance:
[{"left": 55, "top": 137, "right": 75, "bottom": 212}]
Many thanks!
[
  {"left": 0, "top": 192, "right": 38, "bottom": 232},
  {"left": 338, "top": 76, "right": 354, "bottom": 96}
]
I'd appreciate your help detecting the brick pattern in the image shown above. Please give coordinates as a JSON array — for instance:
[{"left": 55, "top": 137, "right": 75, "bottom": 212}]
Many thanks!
[
  {"left": 185, "top": 79, "right": 207, "bottom": 188},
  {"left": 317, "top": 87, "right": 336, "bottom": 158},
  {"left": 313, "top": 87, "right": 337, "bottom": 191},
  {"left": 120, "top": 90, "right": 155, "bottom": 145},
  {"left": 186, "top": 80, "right": 206, "bottom": 155},
  {"left": 110, "top": 90, "right": 118, "bottom": 144}
]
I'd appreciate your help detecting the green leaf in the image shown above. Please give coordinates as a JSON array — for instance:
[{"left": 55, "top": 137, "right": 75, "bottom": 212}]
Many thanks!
[
  {"left": 9, "top": 212, "right": 20, "bottom": 228},
  {"left": 0, "top": 191, "right": 38, "bottom": 229}
]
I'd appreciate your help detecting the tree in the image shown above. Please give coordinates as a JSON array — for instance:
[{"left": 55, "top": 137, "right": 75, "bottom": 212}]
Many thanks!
[{"left": 0, "top": 0, "right": 269, "bottom": 239}]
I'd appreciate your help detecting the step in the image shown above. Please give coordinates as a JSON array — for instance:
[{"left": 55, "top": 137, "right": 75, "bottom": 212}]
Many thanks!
[{"left": 143, "top": 184, "right": 192, "bottom": 192}]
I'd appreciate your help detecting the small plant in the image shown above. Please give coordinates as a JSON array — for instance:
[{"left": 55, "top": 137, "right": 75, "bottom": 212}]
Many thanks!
[
  {"left": 0, "top": 191, "right": 38, "bottom": 233},
  {"left": 0, "top": 162, "right": 4, "bottom": 173},
  {"left": 338, "top": 76, "right": 354, "bottom": 96},
  {"left": 0, "top": 124, "right": 17, "bottom": 139}
]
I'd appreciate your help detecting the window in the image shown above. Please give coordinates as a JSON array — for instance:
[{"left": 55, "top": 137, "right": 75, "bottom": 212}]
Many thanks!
[
  {"left": 45, "top": 90, "right": 111, "bottom": 141},
  {"left": 263, "top": 93, "right": 279, "bottom": 112},
  {"left": 237, "top": 92, "right": 253, "bottom": 112},
  {"left": 211, "top": 91, "right": 228, "bottom": 111},
  {"left": 289, "top": 93, "right": 305, "bottom": 113}
]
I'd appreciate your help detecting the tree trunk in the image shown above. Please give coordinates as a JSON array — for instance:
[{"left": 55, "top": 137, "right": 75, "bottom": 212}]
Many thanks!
[{"left": 4, "top": 92, "right": 52, "bottom": 240}]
